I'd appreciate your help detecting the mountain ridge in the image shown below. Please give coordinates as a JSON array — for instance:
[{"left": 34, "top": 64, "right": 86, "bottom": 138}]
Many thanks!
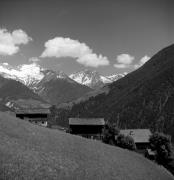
[
  {"left": 0, "top": 63, "right": 125, "bottom": 89},
  {"left": 0, "top": 75, "right": 49, "bottom": 110},
  {"left": 0, "top": 64, "right": 125, "bottom": 105},
  {"left": 34, "top": 70, "right": 92, "bottom": 105},
  {"left": 69, "top": 69, "right": 124, "bottom": 89}
]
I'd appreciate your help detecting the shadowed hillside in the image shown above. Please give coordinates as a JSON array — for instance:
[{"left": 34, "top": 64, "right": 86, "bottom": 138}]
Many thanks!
[
  {"left": 0, "top": 112, "right": 173, "bottom": 180},
  {"left": 35, "top": 70, "right": 92, "bottom": 105},
  {"left": 0, "top": 75, "right": 48, "bottom": 109},
  {"left": 55, "top": 44, "right": 174, "bottom": 139}
]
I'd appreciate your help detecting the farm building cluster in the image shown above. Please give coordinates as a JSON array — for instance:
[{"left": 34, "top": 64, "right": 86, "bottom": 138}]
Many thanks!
[{"left": 15, "top": 109, "right": 153, "bottom": 152}]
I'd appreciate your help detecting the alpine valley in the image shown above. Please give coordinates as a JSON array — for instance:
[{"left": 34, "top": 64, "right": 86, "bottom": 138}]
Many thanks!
[{"left": 0, "top": 63, "right": 124, "bottom": 108}]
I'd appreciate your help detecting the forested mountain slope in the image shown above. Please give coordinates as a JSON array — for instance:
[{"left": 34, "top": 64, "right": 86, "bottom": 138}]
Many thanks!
[{"left": 56, "top": 44, "right": 174, "bottom": 140}]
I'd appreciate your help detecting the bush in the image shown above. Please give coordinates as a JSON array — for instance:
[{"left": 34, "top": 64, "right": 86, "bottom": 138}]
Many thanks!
[
  {"left": 116, "top": 134, "right": 136, "bottom": 151},
  {"left": 102, "top": 124, "right": 120, "bottom": 145},
  {"left": 48, "top": 105, "right": 57, "bottom": 127},
  {"left": 149, "top": 132, "right": 173, "bottom": 165}
]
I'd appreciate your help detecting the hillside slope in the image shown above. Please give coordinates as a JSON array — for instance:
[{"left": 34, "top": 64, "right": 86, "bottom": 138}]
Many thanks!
[
  {"left": 36, "top": 70, "right": 92, "bottom": 105},
  {"left": 0, "top": 112, "right": 173, "bottom": 180},
  {"left": 0, "top": 75, "right": 48, "bottom": 109},
  {"left": 56, "top": 44, "right": 174, "bottom": 138}
]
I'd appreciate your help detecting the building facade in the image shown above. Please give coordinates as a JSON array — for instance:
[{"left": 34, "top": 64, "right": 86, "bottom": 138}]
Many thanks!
[
  {"left": 120, "top": 129, "right": 152, "bottom": 151},
  {"left": 16, "top": 108, "right": 50, "bottom": 127},
  {"left": 69, "top": 118, "right": 105, "bottom": 139}
]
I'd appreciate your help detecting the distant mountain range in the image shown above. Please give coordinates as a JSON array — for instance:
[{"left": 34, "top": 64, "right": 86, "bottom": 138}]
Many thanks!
[
  {"left": 54, "top": 44, "right": 174, "bottom": 141},
  {"left": 0, "top": 63, "right": 125, "bottom": 89},
  {"left": 0, "top": 67, "right": 92, "bottom": 106},
  {"left": 0, "top": 64, "right": 125, "bottom": 106}
]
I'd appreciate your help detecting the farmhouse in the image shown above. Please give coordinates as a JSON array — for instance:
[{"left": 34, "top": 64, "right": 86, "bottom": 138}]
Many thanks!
[
  {"left": 120, "top": 129, "right": 152, "bottom": 150},
  {"left": 69, "top": 118, "right": 105, "bottom": 139},
  {"left": 16, "top": 108, "right": 50, "bottom": 127}
]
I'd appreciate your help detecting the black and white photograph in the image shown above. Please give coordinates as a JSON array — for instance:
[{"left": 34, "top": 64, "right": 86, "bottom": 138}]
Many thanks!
[{"left": 0, "top": 0, "right": 174, "bottom": 179}]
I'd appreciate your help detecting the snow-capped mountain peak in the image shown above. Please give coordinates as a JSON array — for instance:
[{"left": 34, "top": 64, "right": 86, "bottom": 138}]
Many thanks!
[
  {"left": 0, "top": 63, "right": 73, "bottom": 88},
  {"left": 106, "top": 74, "right": 125, "bottom": 81},
  {"left": 100, "top": 75, "right": 112, "bottom": 83},
  {"left": 69, "top": 69, "right": 124, "bottom": 89},
  {"left": 40, "top": 69, "right": 73, "bottom": 84},
  {"left": 0, "top": 63, "right": 125, "bottom": 90},
  {"left": 0, "top": 63, "right": 44, "bottom": 87},
  {"left": 0, "top": 63, "right": 43, "bottom": 86},
  {"left": 69, "top": 69, "right": 102, "bottom": 87}
]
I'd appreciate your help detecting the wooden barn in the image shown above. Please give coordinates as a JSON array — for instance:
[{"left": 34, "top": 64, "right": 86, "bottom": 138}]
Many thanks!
[
  {"left": 69, "top": 118, "right": 105, "bottom": 139},
  {"left": 16, "top": 108, "right": 50, "bottom": 127},
  {"left": 120, "top": 129, "right": 152, "bottom": 151}
]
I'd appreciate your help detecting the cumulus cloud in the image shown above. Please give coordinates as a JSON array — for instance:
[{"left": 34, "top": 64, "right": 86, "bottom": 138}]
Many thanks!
[
  {"left": 134, "top": 55, "right": 150, "bottom": 69},
  {"left": 41, "top": 37, "right": 109, "bottom": 67},
  {"left": 29, "top": 57, "right": 40, "bottom": 63},
  {"left": 140, "top": 55, "right": 150, "bottom": 64},
  {"left": 0, "top": 28, "right": 32, "bottom": 56},
  {"left": 123, "top": 72, "right": 128, "bottom": 75},
  {"left": 114, "top": 63, "right": 128, "bottom": 69},
  {"left": 2, "top": 62, "right": 9, "bottom": 66},
  {"left": 117, "top": 54, "right": 134, "bottom": 64},
  {"left": 114, "top": 53, "right": 134, "bottom": 68},
  {"left": 77, "top": 53, "right": 109, "bottom": 67},
  {"left": 41, "top": 37, "right": 91, "bottom": 58},
  {"left": 17, "top": 63, "right": 43, "bottom": 79}
]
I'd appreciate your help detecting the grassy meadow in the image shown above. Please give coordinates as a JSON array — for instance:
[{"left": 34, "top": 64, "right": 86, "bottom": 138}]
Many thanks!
[{"left": 0, "top": 112, "right": 173, "bottom": 180}]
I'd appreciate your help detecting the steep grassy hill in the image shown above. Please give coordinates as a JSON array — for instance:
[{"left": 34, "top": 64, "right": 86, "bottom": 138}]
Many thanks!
[
  {"left": 55, "top": 44, "right": 174, "bottom": 138},
  {"left": 0, "top": 112, "right": 173, "bottom": 180}
]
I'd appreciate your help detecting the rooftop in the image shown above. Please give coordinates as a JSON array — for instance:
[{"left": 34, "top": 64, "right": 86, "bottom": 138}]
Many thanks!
[
  {"left": 16, "top": 108, "right": 50, "bottom": 114},
  {"left": 120, "top": 129, "right": 152, "bottom": 143},
  {"left": 69, "top": 118, "right": 105, "bottom": 125}
]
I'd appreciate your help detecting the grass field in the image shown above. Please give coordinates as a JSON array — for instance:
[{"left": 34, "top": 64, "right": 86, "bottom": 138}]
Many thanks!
[{"left": 0, "top": 112, "right": 173, "bottom": 180}]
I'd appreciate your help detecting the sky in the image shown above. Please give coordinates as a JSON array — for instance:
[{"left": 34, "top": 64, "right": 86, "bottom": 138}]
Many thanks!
[{"left": 0, "top": 0, "right": 173, "bottom": 75}]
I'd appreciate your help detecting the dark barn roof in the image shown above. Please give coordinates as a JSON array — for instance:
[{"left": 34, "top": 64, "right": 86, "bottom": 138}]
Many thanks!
[
  {"left": 120, "top": 129, "right": 152, "bottom": 143},
  {"left": 16, "top": 108, "right": 50, "bottom": 114},
  {"left": 69, "top": 118, "right": 105, "bottom": 125}
]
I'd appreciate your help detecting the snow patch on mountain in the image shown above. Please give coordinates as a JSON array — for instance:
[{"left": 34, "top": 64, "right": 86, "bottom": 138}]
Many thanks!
[
  {"left": 106, "top": 74, "right": 125, "bottom": 81},
  {"left": 0, "top": 63, "right": 44, "bottom": 86},
  {"left": 69, "top": 69, "right": 124, "bottom": 89},
  {"left": 100, "top": 76, "right": 112, "bottom": 83},
  {"left": 5, "top": 101, "right": 15, "bottom": 109}
]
